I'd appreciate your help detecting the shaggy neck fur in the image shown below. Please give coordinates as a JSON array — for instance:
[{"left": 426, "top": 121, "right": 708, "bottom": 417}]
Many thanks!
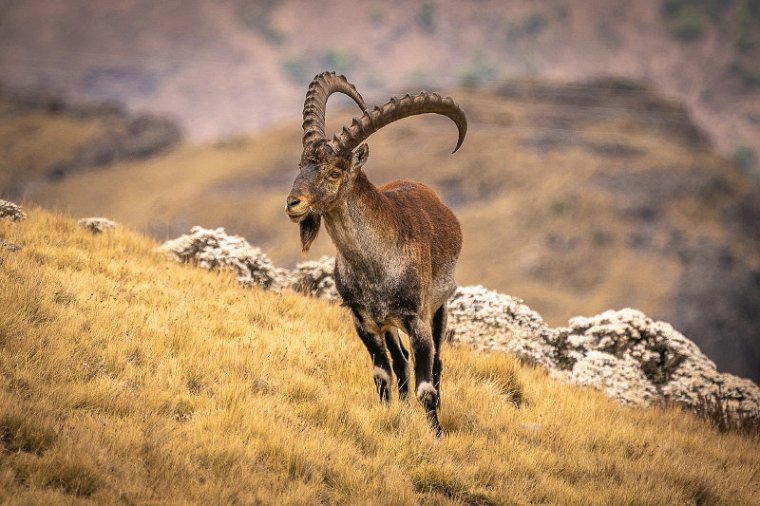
[{"left": 323, "top": 170, "right": 395, "bottom": 269}]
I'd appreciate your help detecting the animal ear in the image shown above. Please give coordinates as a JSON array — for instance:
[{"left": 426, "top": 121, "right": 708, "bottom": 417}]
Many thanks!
[
  {"left": 350, "top": 143, "right": 369, "bottom": 172},
  {"left": 299, "top": 212, "right": 321, "bottom": 253}
]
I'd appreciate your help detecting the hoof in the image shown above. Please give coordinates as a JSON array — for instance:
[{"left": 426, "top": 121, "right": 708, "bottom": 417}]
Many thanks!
[
  {"left": 426, "top": 407, "right": 443, "bottom": 437},
  {"left": 417, "top": 382, "right": 442, "bottom": 435},
  {"left": 373, "top": 367, "right": 391, "bottom": 404}
]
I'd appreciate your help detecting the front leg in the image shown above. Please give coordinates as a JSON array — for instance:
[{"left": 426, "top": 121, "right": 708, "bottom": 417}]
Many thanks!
[
  {"left": 352, "top": 311, "right": 393, "bottom": 403},
  {"left": 406, "top": 315, "right": 442, "bottom": 436},
  {"left": 385, "top": 329, "right": 410, "bottom": 400}
]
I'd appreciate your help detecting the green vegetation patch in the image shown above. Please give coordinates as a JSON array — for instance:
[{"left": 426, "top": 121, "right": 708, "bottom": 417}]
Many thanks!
[
  {"left": 235, "top": 0, "right": 284, "bottom": 44},
  {"left": 660, "top": 0, "right": 730, "bottom": 41},
  {"left": 733, "top": 2, "right": 760, "bottom": 88},
  {"left": 417, "top": 2, "right": 436, "bottom": 33}
]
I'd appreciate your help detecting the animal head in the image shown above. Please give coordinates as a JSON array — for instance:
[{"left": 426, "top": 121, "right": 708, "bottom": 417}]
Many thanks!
[{"left": 286, "top": 71, "right": 467, "bottom": 252}]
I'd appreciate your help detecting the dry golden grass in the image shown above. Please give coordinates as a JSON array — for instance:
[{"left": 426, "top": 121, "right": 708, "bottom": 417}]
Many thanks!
[{"left": 1, "top": 208, "right": 758, "bottom": 504}]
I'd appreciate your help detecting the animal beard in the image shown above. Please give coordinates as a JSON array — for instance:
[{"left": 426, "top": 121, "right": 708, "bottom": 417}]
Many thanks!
[{"left": 299, "top": 212, "right": 321, "bottom": 253}]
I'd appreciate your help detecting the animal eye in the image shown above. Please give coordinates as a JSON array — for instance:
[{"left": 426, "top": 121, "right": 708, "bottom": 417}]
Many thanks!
[{"left": 327, "top": 170, "right": 342, "bottom": 180}]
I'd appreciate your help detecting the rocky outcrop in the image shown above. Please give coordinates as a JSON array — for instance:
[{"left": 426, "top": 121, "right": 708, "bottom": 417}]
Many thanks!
[
  {"left": 0, "top": 238, "right": 21, "bottom": 252},
  {"left": 288, "top": 256, "right": 340, "bottom": 301},
  {"left": 522, "top": 308, "right": 758, "bottom": 415},
  {"left": 158, "top": 226, "right": 287, "bottom": 290},
  {"left": 57, "top": 113, "right": 181, "bottom": 176},
  {"left": 446, "top": 286, "right": 759, "bottom": 416},
  {"left": 0, "top": 200, "right": 26, "bottom": 222},
  {"left": 1, "top": 200, "right": 25, "bottom": 252},
  {"left": 78, "top": 217, "right": 118, "bottom": 234},
  {"left": 499, "top": 77, "right": 711, "bottom": 148},
  {"left": 157, "top": 228, "right": 341, "bottom": 299}
]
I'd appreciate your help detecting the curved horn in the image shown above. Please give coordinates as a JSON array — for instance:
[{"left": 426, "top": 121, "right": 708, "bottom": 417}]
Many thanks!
[
  {"left": 302, "top": 71, "right": 367, "bottom": 148},
  {"left": 329, "top": 92, "right": 467, "bottom": 156}
]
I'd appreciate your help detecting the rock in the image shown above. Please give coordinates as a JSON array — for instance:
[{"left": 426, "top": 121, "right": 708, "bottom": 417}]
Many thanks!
[
  {"left": 497, "top": 77, "right": 710, "bottom": 148},
  {"left": 560, "top": 351, "right": 660, "bottom": 406},
  {"left": 0, "top": 200, "right": 26, "bottom": 222},
  {"left": 517, "top": 308, "right": 760, "bottom": 415},
  {"left": 78, "top": 217, "right": 118, "bottom": 234},
  {"left": 447, "top": 285, "right": 553, "bottom": 354},
  {"left": 438, "top": 285, "right": 759, "bottom": 417},
  {"left": 70, "top": 114, "right": 181, "bottom": 170},
  {"left": 288, "top": 256, "right": 340, "bottom": 301},
  {"left": 158, "top": 226, "right": 287, "bottom": 290},
  {"left": 0, "top": 238, "right": 22, "bottom": 252}
]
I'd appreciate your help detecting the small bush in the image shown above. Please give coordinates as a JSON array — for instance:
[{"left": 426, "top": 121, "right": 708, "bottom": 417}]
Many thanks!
[
  {"left": 661, "top": 0, "right": 684, "bottom": 17},
  {"left": 0, "top": 411, "right": 57, "bottom": 455},
  {"left": 0, "top": 200, "right": 26, "bottom": 222},
  {"left": 506, "top": 11, "right": 548, "bottom": 43},
  {"left": 736, "top": 28, "right": 758, "bottom": 52},
  {"left": 661, "top": 0, "right": 727, "bottom": 23},
  {"left": 668, "top": 9, "right": 706, "bottom": 40},
  {"left": 734, "top": 145, "right": 757, "bottom": 171},
  {"left": 524, "top": 12, "right": 548, "bottom": 37},
  {"left": 732, "top": 60, "right": 760, "bottom": 88},
  {"left": 417, "top": 2, "right": 435, "bottom": 33},
  {"left": 406, "top": 68, "right": 435, "bottom": 89},
  {"left": 283, "top": 57, "right": 308, "bottom": 85},
  {"left": 690, "top": 393, "right": 760, "bottom": 436},
  {"left": 459, "top": 52, "right": 496, "bottom": 89},
  {"left": 236, "top": 0, "right": 284, "bottom": 45},
  {"left": 77, "top": 217, "right": 117, "bottom": 234},
  {"left": 733, "top": 4, "right": 760, "bottom": 88},
  {"left": 319, "top": 50, "right": 354, "bottom": 74},
  {"left": 368, "top": 7, "right": 385, "bottom": 25},
  {"left": 660, "top": 0, "right": 731, "bottom": 41}
]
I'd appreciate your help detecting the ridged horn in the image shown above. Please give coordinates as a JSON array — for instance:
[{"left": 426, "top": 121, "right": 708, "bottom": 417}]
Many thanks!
[
  {"left": 329, "top": 91, "right": 467, "bottom": 156},
  {"left": 302, "top": 71, "right": 367, "bottom": 148}
]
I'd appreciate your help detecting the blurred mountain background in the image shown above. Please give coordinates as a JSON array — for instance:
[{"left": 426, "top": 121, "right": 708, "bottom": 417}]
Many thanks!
[{"left": 1, "top": 0, "right": 759, "bottom": 381}]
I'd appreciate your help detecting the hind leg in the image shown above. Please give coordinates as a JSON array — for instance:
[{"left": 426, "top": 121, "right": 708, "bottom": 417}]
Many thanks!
[
  {"left": 406, "top": 315, "right": 442, "bottom": 436},
  {"left": 385, "top": 329, "right": 410, "bottom": 400},
  {"left": 432, "top": 304, "right": 447, "bottom": 405}
]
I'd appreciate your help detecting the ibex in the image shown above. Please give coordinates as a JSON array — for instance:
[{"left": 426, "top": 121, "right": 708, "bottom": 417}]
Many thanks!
[{"left": 286, "top": 72, "right": 466, "bottom": 435}]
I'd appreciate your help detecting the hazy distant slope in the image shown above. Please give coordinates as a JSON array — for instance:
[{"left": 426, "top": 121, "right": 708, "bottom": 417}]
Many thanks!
[
  {"left": 0, "top": 0, "right": 758, "bottom": 164},
  {"left": 25, "top": 80, "right": 760, "bottom": 382},
  {"left": 1, "top": 207, "right": 758, "bottom": 504},
  {"left": 0, "top": 87, "right": 181, "bottom": 200}
]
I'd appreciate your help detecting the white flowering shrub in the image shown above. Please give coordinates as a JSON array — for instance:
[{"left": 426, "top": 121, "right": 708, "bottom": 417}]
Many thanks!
[
  {"left": 78, "top": 217, "right": 118, "bottom": 233},
  {"left": 158, "top": 226, "right": 287, "bottom": 290},
  {"left": 0, "top": 200, "right": 26, "bottom": 222},
  {"left": 289, "top": 256, "right": 339, "bottom": 301}
]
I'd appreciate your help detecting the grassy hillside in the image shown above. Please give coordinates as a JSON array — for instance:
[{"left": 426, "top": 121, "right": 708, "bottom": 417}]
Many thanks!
[
  {"left": 24, "top": 83, "right": 760, "bottom": 382},
  {"left": 1, "top": 208, "right": 759, "bottom": 504}
]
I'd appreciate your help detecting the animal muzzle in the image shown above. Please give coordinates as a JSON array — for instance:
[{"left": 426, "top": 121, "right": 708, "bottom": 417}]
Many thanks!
[{"left": 285, "top": 194, "right": 309, "bottom": 222}]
